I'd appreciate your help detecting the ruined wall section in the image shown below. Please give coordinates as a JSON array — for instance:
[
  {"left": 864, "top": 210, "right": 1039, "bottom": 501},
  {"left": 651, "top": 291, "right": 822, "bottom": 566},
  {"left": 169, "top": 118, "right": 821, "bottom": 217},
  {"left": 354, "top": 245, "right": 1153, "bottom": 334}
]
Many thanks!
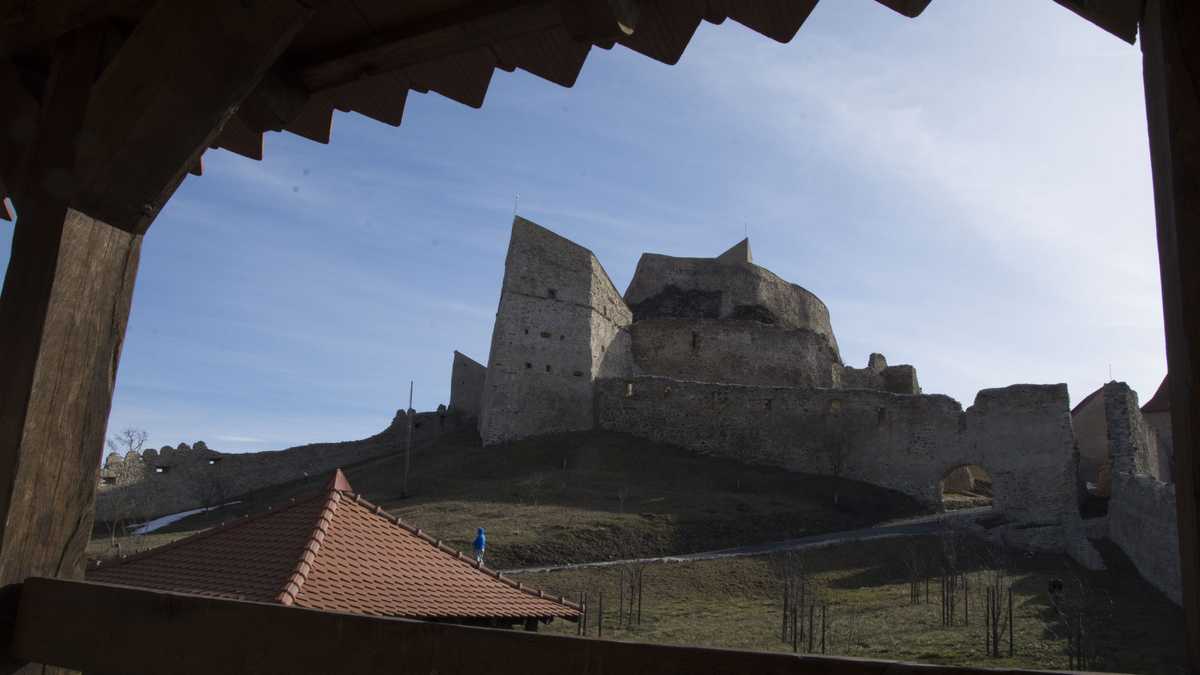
[
  {"left": 449, "top": 351, "right": 487, "bottom": 419},
  {"left": 479, "top": 218, "right": 634, "bottom": 445},
  {"left": 835, "top": 353, "right": 921, "bottom": 395},
  {"left": 630, "top": 318, "right": 839, "bottom": 388},
  {"left": 624, "top": 254, "right": 841, "bottom": 361},
  {"left": 96, "top": 410, "right": 464, "bottom": 523},
  {"left": 595, "top": 377, "right": 1075, "bottom": 524},
  {"left": 1103, "top": 382, "right": 1182, "bottom": 604}
]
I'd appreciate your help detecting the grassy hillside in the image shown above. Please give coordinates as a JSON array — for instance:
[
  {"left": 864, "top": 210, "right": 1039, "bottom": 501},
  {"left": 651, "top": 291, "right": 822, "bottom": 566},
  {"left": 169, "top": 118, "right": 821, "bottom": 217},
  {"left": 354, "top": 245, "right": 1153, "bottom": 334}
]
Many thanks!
[
  {"left": 519, "top": 536, "right": 1186, "bottom": 675},
  {"left": 89, "top": 429, "right": 928, "bottom": 568}
]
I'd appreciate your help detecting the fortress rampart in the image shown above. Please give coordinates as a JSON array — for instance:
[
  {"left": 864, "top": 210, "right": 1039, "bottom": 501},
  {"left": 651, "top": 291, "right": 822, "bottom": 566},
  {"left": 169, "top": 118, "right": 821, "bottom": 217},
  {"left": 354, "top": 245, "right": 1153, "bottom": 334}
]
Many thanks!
[
  {"left": 631, "top": 318, "right": 840, "bottom": 388},
  {"left": 594, "top": 377, "right": 1077, "bottom": 524},
  {"left": 97, "top": 409, "right": 465, "bottom": 523},
  {"left": 624, "top": 248, "right": 840, "bottom": 360},
  {"left": 1102, "top": 382, "right": 1181, "bottom": 604}
]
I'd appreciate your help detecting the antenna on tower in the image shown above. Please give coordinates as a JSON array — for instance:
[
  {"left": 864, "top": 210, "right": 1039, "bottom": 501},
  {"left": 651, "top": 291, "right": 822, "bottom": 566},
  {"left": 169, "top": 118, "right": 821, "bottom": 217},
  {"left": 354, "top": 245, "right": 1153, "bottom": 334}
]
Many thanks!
[
  {"left": 1109, "top": 363, "right": 1113, "bottom": 381},
  {"left": 513, "top": 193, "right": 519, "bottom": 217}
]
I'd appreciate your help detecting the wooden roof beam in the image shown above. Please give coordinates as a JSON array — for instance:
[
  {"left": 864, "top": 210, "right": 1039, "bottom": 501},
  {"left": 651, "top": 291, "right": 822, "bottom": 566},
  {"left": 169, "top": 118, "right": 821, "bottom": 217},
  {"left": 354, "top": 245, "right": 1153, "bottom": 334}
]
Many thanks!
[
  {"left": 298, "top": 1, "right": 560, "bottom": 92},
  {"left": 68, "top": 0, "right": 318, "bottom": 233},
  {"left": 873, "top": 0, "right": 932, "bottom": 18},
  {"left": 0, "top": 57, "right": 41, "bottom": 213},
  {"left": 297, "top": 1, "right": 640, "bottom": 93},
  {"left": 1052, "top": 0, "right": 1143, "bottom": 44},
  {"left": 0, "top": 0, "right": 150, "bottom": 55}
]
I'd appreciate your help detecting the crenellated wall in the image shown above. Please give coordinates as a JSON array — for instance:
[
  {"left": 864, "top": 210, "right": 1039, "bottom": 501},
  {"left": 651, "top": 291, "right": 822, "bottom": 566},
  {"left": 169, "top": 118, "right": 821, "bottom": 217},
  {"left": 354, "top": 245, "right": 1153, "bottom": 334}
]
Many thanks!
[
  {"left": 594, "top": 376, "right": 1077, "bottom": 524},
  {"left": 96, "top": 409, "right": 465, "bottom": 523},
  {"left": 835, "top": 353, "right": 921, "bottom": 395}
]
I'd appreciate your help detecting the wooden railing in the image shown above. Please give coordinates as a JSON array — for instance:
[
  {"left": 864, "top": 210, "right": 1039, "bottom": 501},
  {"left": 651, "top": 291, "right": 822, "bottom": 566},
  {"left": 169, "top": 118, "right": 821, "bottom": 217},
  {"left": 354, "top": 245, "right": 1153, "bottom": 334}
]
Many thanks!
[{"left": 6, "top": 578, "right": 1076, "bottom": 675}]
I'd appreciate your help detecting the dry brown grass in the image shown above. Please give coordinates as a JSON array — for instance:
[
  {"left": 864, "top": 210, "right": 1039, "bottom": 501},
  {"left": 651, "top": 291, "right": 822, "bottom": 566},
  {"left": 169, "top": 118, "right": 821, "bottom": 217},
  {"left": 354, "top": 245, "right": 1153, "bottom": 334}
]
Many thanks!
[
  {"left": 519, "top": 536, "right": 1186, "bottom": 675},
  {"left": 89, "top": 429, "right": 927, "bottom": 568}
]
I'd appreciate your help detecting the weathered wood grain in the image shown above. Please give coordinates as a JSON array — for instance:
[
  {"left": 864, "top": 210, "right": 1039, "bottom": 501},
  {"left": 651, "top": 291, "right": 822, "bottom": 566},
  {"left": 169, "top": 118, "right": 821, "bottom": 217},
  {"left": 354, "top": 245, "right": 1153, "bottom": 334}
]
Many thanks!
[
  {"left": 0, "top": 31, "right": 142, "bottom": 675},
  {"left": 11, "top": 578, "right": 1072, "bottom": 675},
  {"left": 1141, "top": 0, "right": 1200, "bottom": 671}
]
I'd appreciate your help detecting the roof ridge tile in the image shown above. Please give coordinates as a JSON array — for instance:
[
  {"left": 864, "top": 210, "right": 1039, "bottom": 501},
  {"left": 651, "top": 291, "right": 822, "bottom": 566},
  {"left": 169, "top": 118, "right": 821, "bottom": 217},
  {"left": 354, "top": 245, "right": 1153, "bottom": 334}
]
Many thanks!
[{"left": 276, "top": 490, "right": 342, "bottom": 606}]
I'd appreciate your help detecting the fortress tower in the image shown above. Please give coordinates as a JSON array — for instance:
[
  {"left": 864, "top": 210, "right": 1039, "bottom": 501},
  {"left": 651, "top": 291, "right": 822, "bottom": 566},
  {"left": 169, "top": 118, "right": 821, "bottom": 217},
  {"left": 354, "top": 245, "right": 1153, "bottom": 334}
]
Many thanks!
[{"left": 457, "top": 217, "right": 920, "bottom": 445}]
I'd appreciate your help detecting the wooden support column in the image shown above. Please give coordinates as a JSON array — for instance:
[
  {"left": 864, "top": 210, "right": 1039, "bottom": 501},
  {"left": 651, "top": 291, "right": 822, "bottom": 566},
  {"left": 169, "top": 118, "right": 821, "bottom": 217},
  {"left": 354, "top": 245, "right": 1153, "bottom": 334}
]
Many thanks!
[
  {"left": 1141, "top": 0, "right": 1200, "bottom": 671},
  {"left": 0, "top": 2, "right": 316, "bottom": 672},
  {"left": 0, "top": 29, "right": 139, "bottom": 675}
]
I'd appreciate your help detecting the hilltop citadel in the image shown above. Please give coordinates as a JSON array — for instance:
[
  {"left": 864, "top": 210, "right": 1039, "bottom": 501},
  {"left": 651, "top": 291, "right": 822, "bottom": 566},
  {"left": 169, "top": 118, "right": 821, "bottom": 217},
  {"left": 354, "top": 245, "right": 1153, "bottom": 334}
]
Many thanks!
[{"left": 99, "top": 217, "right": 1181, "bottom": 605}]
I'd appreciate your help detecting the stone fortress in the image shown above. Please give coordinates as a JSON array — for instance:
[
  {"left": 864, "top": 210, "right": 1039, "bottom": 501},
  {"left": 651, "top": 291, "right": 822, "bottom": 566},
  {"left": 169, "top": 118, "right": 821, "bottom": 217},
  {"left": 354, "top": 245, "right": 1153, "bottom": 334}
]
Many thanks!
[
  {"left": 98, "top": 216, "right": 1181, "bottom": 605},
  {"left": 453, "top": 217, "right": 1180, "bottom": 602}
]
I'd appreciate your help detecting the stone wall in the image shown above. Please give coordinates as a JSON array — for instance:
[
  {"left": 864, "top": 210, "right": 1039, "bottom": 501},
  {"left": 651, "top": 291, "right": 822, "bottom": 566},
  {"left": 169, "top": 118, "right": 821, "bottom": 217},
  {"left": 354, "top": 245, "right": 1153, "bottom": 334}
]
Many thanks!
[
  {"left": 1143, "top": 409, "right": 1175, "bottom": 482},
  {"left": 623, "top": 253, "right": 841, "bottom": 360},
  {"left": 630, "top": 318, "right": 839, "bottom": 388},
  {"left": 96, "top": 409, "right": 464, "bottom": 523},
  {"left": 594, "top": 376, "right": 1077, "bottom": 524},
  {"left": 450, "top": 351, "right": 487, "bottom": 419},
  {"left": 835, "top": 353, "right": 921, "bottom": 395},
  {"left": 478, "top": 217, "right": 634, "bottom": 445},
  {"left": 1103, "top": 382, "right": 1182, "bottom": 604}
]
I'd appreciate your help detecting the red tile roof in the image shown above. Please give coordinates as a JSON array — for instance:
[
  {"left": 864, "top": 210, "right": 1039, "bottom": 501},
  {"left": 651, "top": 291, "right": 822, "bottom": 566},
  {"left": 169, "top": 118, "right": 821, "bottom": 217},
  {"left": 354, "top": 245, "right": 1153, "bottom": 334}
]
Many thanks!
[
  {"left": 1141, "top": 375, "right": 1171, "bottom": 413},
  {"left": 88, "top": 470, "right": 578, "bottom": 622}
]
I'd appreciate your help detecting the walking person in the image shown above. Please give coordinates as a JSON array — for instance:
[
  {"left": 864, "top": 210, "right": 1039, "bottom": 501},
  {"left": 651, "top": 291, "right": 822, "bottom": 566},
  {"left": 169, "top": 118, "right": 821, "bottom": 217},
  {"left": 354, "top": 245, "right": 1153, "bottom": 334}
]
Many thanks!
[{"left": 473, "top": 527, "right": 486, "bottom": 564}]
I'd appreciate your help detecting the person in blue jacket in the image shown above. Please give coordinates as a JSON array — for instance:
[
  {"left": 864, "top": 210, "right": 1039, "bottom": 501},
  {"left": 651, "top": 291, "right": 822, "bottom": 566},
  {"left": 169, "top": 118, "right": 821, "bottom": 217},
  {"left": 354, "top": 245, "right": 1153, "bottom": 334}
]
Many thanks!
[{"left": 473, "top": 527, "right": 486, "bottom": 564}]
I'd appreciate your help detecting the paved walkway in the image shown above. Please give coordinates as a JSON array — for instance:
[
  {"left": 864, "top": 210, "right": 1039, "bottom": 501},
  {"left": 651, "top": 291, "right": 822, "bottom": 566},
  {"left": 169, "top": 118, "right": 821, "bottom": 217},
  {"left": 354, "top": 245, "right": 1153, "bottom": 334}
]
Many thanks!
[{"left": 503, "top": 507, "right": 992, "bottom": 575}]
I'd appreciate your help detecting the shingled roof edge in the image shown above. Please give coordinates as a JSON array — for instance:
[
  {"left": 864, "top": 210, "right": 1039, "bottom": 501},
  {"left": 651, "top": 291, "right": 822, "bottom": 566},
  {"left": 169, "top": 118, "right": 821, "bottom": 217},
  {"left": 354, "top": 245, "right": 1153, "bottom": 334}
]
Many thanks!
[{"left": 87, "top": 493, "right": 330, "bottom": 574}]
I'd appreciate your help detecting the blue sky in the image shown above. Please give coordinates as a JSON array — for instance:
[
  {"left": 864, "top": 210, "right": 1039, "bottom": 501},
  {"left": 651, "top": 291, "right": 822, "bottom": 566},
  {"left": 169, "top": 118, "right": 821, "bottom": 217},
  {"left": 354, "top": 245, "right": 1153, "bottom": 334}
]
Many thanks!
[{"left": 1, "top": 0, "right": 1165, "bottom": 453}]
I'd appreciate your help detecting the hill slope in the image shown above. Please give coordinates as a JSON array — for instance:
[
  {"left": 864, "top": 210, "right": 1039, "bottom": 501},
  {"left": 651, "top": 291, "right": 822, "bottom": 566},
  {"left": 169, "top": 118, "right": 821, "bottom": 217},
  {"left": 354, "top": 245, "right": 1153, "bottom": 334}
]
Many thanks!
[{"left": 90, "top": 430, "right": 930, "bottom": 568}]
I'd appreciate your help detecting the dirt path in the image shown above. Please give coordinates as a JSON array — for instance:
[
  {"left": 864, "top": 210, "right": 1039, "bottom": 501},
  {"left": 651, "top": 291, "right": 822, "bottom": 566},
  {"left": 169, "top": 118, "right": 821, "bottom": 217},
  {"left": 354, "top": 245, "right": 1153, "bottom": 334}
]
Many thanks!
[{"left": 503, "top": 506, "right": 991, "bottom": 574}]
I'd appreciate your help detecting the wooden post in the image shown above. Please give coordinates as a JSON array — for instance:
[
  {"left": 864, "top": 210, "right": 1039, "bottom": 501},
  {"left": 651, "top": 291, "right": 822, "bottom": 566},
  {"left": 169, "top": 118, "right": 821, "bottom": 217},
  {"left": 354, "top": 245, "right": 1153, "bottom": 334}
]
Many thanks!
[
  {"left": 1008, "top": 587, "right": 1014, "bottom": 657},
  {"left": 791, "top": 606, "right": 798, "bottom": 653},
  {"left": 0, "top": 3, "right": 314, "bottom": 672},
  {"left": 985, "top": 588, "right": 991, "bottom": 657},
  {"left": 403, "top": 381, "right": 413, "bottom": 497},
  {"left": 1141, "top": 2, "right": 1200, "bottom": 672},
  {"left": 618, "top": 569, "right": 625, "bottom": 628},
  {"left": 821, "top": 605, "right": 826, "bottom": 654},
  {"left": 598, "top": 591, "right": 603, "bottom": 638},
  {"left": 807, "top": 603, "right": 814, "bottom": 653}
]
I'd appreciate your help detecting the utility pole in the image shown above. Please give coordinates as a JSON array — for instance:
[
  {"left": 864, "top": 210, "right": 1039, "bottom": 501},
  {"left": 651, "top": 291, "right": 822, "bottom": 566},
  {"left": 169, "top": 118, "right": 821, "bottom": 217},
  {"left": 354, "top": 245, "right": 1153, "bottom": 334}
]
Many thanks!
[{"left": 403, "top": 380, "right": 413, "bottom": 497}]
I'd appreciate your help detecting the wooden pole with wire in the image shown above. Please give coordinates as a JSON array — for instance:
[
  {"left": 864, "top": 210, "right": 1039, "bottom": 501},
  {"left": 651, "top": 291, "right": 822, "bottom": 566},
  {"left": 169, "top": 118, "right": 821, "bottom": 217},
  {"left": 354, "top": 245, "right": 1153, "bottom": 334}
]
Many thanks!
[{"left": 403, "top": 380, "right": 413, "bottom": 497}]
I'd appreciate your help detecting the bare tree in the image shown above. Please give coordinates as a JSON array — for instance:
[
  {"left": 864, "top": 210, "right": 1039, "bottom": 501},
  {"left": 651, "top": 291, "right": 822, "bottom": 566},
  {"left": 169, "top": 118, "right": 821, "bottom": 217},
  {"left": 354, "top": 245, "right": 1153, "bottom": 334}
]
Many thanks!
[
  {"left": 102, "top": 428, "right": 149, "bottom": 548},
  {"left": 106, "top": 428, "right": 148, "bottom": 457}
]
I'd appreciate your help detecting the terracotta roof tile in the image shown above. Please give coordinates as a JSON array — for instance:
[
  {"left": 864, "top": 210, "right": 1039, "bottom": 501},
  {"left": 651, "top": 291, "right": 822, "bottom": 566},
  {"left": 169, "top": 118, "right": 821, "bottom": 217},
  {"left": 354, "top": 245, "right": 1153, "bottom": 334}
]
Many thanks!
[
  {"left": 89, "top": 470, "right": 577, "bottom": 622},
  {"left": 1142, "top": 375, "right": 1171, "bottom": 413}
]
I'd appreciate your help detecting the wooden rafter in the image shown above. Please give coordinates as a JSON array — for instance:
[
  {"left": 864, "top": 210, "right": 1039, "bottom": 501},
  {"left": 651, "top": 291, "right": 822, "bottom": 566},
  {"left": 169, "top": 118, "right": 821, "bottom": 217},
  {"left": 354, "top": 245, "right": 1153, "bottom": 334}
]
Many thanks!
[
  {"left": 68, "top": 0, "right": 317, "bottom": 233},
  {"left": 0, "top": 0, "right": 150, "bottom": 54},
  {"left": 873, "top": 0, "right": 932, "bottom": 19},
  {"left": 299, "top": 1, "right": 562, "bottom": 92},
  {"left": 1052, "top": 0, "right": 1143, "bottom": 44}
]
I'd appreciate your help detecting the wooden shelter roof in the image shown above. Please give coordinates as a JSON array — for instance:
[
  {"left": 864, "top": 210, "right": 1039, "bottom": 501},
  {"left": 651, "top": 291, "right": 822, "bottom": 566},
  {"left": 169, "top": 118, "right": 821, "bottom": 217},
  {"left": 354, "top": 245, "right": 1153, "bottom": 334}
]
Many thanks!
[
  {"left": 0, "top": 0, "right": 908, "bottom": 222},
  {"left": 88, "top": 470, "right": 580, "bottom": 621},
  {"left": 0, "top": 0, "right": 1140, "bottom": 225}
]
